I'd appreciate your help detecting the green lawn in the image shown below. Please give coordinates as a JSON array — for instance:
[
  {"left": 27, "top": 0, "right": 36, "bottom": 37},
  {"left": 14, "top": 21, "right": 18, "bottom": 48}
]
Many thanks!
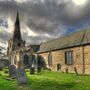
[{"left": 0, "top": 70, "right": 90, "bottom": 90}]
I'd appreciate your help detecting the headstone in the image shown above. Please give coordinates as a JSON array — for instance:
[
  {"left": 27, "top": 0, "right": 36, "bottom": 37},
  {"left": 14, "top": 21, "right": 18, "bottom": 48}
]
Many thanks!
[
  {"left": 74, "top": 67, "right": 78, "bottom": 75},
  {"left": 37, "top": 66, "right": 41, "bottom": 73},
  {"left": 30, "top": 67, "right": 35, "bottom": 74},
  {"left": 16, "top": 61, "right": 28, "bottom": 85},
  {"left": 9, "top": 65, "right": 16, "bottom": 78},
  {"left": 16, "top": 68, "right": 28, "bottom": 85}
]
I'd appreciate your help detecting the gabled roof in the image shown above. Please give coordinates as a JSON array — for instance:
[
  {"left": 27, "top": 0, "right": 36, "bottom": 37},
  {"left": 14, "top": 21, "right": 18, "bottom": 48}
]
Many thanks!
[{"left": 39, "top": 29, "right": 90, "bottom": 53}]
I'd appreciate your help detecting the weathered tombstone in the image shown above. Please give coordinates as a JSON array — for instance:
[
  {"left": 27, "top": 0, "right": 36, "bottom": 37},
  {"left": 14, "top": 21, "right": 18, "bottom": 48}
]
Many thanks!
[
  {"left": 37, "top": 66, "right": 41, "bottom": 73},
  {"left": 16, "top": 68, "right": 28, "bottom": 84},
  {"left": 74, "top": 67, "right": 78, "bottom": 75},
  {"left": 16, "top": 61, "right": 28, "bottom": 85},
  {"left": 9, "top": 65, "right": 16, "bottom": 78},
  {"left": 30, "top": 66, "right": 35, "bottom": 74}
]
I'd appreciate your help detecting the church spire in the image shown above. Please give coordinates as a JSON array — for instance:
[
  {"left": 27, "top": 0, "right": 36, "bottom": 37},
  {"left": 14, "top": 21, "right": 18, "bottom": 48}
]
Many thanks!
[{"left": 13, "top": 11, "right": 21, "bottom": 40}]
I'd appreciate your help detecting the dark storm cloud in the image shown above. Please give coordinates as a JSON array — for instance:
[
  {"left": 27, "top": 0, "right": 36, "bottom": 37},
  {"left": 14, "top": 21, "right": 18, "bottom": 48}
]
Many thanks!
[
  {"left": 0, "top": 29, "right": 11, "bottom": 44},
  {"left": 0, "top": 0, "right": 90, "bottom": 48},
  {"left": 26, "top": 35, "right": 51, "bottom": 45}
]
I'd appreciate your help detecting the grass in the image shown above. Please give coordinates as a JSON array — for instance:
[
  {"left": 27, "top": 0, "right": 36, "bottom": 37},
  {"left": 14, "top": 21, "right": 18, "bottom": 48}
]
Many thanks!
[{"left": 0, "top": 70, "right": 90, "bottom": 90}]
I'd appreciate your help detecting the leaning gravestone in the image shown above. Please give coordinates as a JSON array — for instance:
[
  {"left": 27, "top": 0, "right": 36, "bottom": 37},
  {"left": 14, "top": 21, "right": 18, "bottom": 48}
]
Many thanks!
[
  {"left": 16, "top": 61, "right": 28, "bottom": 85},
  {"left": 9, "top": 65, "right": 16, "bottom": 78},
  {"left": 74, "top": 67, "right": 78, "bottom": 75},
  {"left": 16, "top": 68, "right": 28, "bottom": 84}
]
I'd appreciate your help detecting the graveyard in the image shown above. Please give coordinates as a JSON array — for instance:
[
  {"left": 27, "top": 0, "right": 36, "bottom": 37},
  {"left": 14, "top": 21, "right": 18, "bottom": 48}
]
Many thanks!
[
  {"left": 0, "top": 0, "right": 90, "bottom": 90},
  {"left": 0, "top": 69, "right": 90, "bottom": 90}
]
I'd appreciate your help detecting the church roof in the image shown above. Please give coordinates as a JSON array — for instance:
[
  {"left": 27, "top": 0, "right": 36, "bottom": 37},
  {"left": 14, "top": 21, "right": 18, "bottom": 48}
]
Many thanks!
[{"left": 39, "top": 29, "right": 90, "bottom": 53}]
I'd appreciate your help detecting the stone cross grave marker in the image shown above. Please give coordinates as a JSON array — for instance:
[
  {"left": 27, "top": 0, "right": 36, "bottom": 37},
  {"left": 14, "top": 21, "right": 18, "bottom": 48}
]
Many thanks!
[
  {"left": 9, "top": 65, "right": 16, "bottom": 78},
  {"left": 16, "top": 68, "right": 28, "bottom": 85}
]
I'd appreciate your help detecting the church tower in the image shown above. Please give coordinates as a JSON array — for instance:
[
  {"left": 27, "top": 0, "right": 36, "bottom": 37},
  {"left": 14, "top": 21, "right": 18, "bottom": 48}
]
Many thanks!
[
  {"left": 7, "top": 12, "right": 25, "bottom": 55},
  {"left": 13, "top": 12, "right": 21, "bottom": 40}
]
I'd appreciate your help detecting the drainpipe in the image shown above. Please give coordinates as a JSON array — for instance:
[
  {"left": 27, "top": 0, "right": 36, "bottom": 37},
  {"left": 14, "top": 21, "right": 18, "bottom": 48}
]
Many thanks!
[
  {"left": 80, "top": 30, "right": 87, "bottom": 74},
  {"left": 82, "top": 45, "right": 85, "bottom": 74}
]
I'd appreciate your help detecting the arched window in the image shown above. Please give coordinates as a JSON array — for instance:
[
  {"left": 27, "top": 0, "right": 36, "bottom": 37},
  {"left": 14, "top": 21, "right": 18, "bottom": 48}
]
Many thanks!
[
  {"left": 37, "top": 55, "right": 46, "bottom": 69},
  {"left": 48, "top": 52, "right": 52, "bottom": 67},
  {"left": 23, "top": 55, "right": 29, "bottom": 66},
  {"left": 31, "top": 55, "right": 35, "bottom": 65}
]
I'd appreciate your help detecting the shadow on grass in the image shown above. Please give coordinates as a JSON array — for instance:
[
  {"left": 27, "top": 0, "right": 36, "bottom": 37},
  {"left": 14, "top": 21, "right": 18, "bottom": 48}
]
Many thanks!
[
  {"left": 28, "top": 77, "right": 77, "bottom": 90},
  {"left": 77, "top": 74, "right": 90, "bottom": 76}
]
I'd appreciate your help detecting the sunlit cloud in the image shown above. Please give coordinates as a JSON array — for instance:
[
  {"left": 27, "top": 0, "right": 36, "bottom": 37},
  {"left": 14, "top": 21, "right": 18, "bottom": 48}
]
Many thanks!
[
  {"left": 72, "top": 0, "right": 87, "bottom": 6},
  {"left": 15, "top": 0, "right": 30, "bottom": 3}
]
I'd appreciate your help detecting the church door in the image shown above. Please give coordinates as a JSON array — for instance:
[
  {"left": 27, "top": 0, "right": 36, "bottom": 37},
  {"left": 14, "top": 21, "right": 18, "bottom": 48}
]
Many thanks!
[{"left": 57, "top": 64, "right": 61, "bottom": 71}]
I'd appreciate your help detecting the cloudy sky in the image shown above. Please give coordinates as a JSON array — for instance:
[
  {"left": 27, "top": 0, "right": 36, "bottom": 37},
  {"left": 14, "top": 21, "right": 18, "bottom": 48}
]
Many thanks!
[{"left": 0, "top": 0, "right": 90, "bottom": 52}]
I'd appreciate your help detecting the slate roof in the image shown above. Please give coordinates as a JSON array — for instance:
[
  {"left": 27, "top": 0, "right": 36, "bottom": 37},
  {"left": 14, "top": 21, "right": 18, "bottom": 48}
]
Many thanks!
[{"left": 39, "top": 29, "right": 90, "bottom": 53}]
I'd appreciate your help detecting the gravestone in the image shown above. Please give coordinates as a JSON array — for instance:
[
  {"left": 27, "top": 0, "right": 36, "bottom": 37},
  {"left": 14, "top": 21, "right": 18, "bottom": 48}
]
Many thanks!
[
  {"left": 74, "top": 67, "right": 78, "bottom": 75},
  {"left": 9, "top": 65, "right": 16, "bottom": 78},
  {"left": 37, "top": 66, "right": 41, "bottom": 73},
  {"left": 16, "top": 68, "right": 28, "bottom": 85},
  {"left": 30, "top": 67, "right": 35, "bottom": 74},
  {"left": 16, "top": 61, "right": 28, "bottom": 85}
]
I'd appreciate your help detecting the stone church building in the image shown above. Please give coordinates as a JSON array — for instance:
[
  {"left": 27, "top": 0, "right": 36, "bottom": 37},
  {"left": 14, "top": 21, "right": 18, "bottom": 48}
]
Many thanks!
[
  {"left": 7, "top": 12, "right": 90, "bottom": 74},
  {"left": 38, "top": 29, "right": 90, "bottom": 74}
]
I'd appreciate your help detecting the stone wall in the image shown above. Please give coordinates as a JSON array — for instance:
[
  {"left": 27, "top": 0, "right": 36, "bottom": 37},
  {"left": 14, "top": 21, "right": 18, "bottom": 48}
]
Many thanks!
[
  {"left": 39, "top": 45, "right": 90, "bottom": 74},
  {"left": 84, "top": 45, "right": 90, "bottom": 74}
]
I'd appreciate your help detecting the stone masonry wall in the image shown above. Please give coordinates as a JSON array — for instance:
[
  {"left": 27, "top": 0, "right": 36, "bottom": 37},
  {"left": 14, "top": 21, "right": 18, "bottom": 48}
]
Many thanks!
[
  {"left": 84, "top": 45, "right": 90, "bottom": 74},
  {"left": 39, "top": 45, "right": 90, "bottom": 74}
]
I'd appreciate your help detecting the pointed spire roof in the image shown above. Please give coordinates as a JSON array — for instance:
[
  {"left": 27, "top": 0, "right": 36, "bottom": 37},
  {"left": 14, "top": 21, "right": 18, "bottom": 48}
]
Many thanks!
[{"left": 13, "top": 11, "right": 22, "bottom": 40}]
